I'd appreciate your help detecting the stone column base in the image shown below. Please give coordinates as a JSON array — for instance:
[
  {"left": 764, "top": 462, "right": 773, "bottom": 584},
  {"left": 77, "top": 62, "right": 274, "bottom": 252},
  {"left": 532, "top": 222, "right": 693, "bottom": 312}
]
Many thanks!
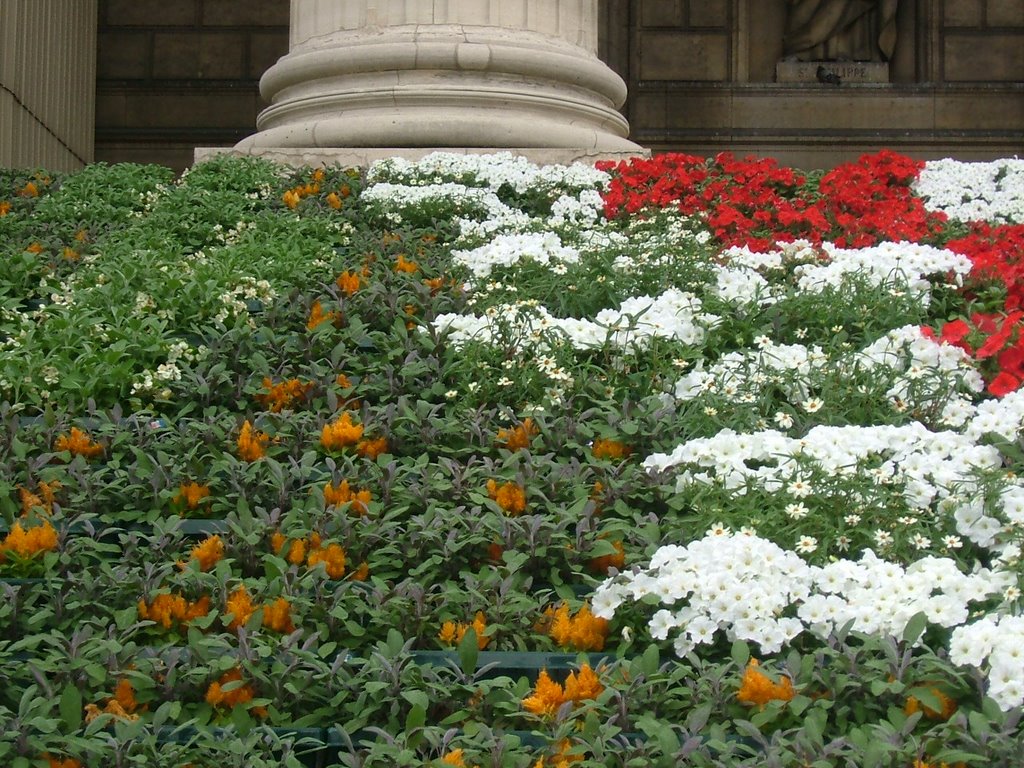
[{"left": 194, "top": 146, "right": 649, "bottom": 168}]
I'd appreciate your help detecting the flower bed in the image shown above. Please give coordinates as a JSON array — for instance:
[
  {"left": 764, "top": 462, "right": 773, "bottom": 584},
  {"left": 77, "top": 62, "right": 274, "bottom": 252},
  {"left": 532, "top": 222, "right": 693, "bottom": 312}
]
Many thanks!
[{"left": 0, "top": 150, "right": 1022, "bottom": 767}]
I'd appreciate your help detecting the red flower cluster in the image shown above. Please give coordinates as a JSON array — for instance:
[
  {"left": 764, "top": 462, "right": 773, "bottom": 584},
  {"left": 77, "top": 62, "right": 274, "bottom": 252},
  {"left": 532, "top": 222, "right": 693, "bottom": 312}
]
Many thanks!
[
  {"left": 924, "top": 311, "right": 1024, "bottom": 397},
  {"left": 947, "top": 223, "right": 1024, "bottom": 311},
  {"left": 598, "top": 150, "right": 946, "bottom": 251}
]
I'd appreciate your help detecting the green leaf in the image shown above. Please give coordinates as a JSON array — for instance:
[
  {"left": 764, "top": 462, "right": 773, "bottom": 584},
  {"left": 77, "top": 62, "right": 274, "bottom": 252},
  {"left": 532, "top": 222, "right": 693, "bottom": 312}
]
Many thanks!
[
  {"left": 60, "top": 683, "right": 82, "bottom": 731},
  {"left": 641, "top": 643, "right": 660, "bottom": 676},
  {"left": 405, "top": 702, "right": 426, "bottom": 733},
  {"left": 731, "top": 639, "right": 750, "bottom": 668},
  {"left": 901, "top": 611, "right": 928, "bottom": 645},
  {"left": 458, "top": 627, "right": 479, "bottom": 675}
]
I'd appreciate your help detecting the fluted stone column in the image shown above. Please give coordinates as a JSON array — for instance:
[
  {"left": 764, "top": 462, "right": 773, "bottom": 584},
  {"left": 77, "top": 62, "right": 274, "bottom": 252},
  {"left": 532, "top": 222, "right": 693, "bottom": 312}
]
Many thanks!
[{"left": 235, "top": 0, "right": 641, "bottom": 152}]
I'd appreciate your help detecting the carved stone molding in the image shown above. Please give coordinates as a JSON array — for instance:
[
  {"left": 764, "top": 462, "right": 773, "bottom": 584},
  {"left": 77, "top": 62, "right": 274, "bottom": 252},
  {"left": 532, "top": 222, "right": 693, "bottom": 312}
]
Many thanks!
[{"left": 237, "top": 0, "right": 641, "bottom": 151}]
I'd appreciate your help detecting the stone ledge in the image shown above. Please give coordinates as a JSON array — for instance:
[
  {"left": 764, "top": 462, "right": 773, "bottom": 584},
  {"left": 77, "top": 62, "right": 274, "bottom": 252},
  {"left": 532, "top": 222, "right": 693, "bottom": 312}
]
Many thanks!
[{"left": 193, "top": 145, "right": 651, "bottom": 168}]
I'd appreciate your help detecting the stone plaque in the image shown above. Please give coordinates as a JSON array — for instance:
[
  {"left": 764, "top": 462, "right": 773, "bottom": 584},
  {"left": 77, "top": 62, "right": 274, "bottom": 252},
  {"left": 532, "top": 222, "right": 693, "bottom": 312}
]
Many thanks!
[{"left": 776, "top": 60, "right": 889, "bottom": 83}]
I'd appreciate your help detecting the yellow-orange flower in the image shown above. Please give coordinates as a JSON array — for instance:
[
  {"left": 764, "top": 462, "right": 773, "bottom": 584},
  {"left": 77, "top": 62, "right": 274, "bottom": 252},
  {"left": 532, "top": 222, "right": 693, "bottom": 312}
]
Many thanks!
[
  {"left": 18, "top": 480, "right": 60, "bottom": 516},
  {"left": 325, "top": 191, "right": 343, "bottom": 209},
  {"left": 523, "top": 665, "right": 603, "bottom": 718},
  {"left": 736, "top": 660, "right": 795, "bottom": 707},
  {"left": 174, "top": 481, "right": 211, "bottom": 511},
  {"left": 26, "top": 242, "right": 45, "bottom": 254},
  {"left": 0, "top": 201, "right": 10, "bottom": 216},
  {"left": 255, "top": 377, "right": 313, "bottom": 412},
  {"left": 282, "top": 189, "right": 301, "bottom": 209},
  {"left": 62, "top": 246, "right": 79, "bottom": 261},
  {"left": 0, "top": 520, "right": 58, "bottom": 560},
  {"left": 237, "top": 420, "right": 269, "bottom": 461},
  {"left": 336, "top": 270, "right": 361, "bottom": 295},
  {"left": 533, "top": 740, "right": 584, "bottom": 768},
  {"left": 323, "top": 479, "right": 371, "bottom": 515},
  {"left": 486, "top": 479, "right": 526, "bottom": 515},
  {"left": 522, "top": 669, "right": 567, "bottom": 718},
  {"left": 321, "top": 411, "right": 364, "bottom": 451},
  {"left": 205, "top": 667, "right": 264, "bottom": 715},
  {"left": 351, "top": 560, "right": 370, "bottom": 581},
  {"left": 394, "top": 253, "right": 418, "bottom": 273},
  {"left": 356, "top": 436, "right": 388, "bottom": 460},
  {"left": 54, "top": 427, "right": 104, "bottom": 459},
  {"left": 138, "top": 592, "right": 210, "bottom": 630},
  {"left": 189, "top": 534, "right": 224, "bottom": 571},
  {"left": 306, "top": 542, "right": 346, "bottom": 579},
  {"left": 496, "top": 418, "right": 539, "bottom": 451},
  {"left": 261, "top": 596, "right": 296, "bottom": 633},
  {"left": 42, "top": 754, "right": 82, "bottom": 768},
  {"left": 84, "top": 679, "right": 139, "bottom": 724},
  {"left": 438, "top": 611, "right": 490, "bottom": 650},
  {"left": 592, "top": 438, "right": 630, "bottom": 461},
  {"left": 307, "top": 299, "right": 342, "bottom": 330},
  {"left": 441, "top": 749, "right": 468, "bottom": 767},
  {"left": 540, "top": 603, "right": 609, "bottom": 651},
  {"left": 225, "top": 584, "right": 258, "bottom": 630},
  {"left": 18, "top": 181, "right": 39, "bottom": 197}
]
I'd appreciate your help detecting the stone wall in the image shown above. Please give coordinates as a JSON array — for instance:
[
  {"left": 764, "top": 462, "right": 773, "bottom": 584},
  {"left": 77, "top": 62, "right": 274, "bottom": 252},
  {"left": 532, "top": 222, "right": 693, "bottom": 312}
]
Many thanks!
[
  {"left": 606, "top": 0, "right": 1024, "bottom": 167},
  {"left": 1, "top": 0, "right": 97, "bottom": 171},
  {"left": 95, "top": 0, "right": 288, "bottom": 169},
  {"left": 93, "top": 0, "right": 1023, "bottom": 170}
]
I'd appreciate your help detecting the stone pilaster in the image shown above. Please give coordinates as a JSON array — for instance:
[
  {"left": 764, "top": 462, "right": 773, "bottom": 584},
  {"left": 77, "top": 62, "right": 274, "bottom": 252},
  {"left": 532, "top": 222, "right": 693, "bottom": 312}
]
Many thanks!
[{"left": 235, "top": 0, "right": 641, "bottom": 152}]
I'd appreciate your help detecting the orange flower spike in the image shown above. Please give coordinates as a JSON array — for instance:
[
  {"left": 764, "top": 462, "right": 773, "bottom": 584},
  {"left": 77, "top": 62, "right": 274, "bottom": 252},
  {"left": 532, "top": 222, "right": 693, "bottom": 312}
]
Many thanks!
[
  {"left": 351, "top": 560, "right": 370, "bottom": 581},
  {"left": 112, "top": 678, "right": 138, "bottom": 714},
  {"left": 1, "top": 520, "right": 58, "bottom": 558},
  {"left": 523, "top": 669, "right": 567, "bottom": 718},
  {"left": 174, "top": 481, "right": 211, "bottom": 511},
  {"left": 486, "top": 479, "right": 527, "bottom": 516},
  {"left": 225, "top": 584, "right": 258, "bottom": 630},
  {"left": 206, "top": 668, "right": 256, "bottom": 709},
  {"left": 237, "top": 420, "right": 269, "bottom": 461},
  {"left": 438, "top": 620, "right": 460, "bottom": 646},
  {"left": 269, "top": 531, "right": 285, "bottom": 555},
  {"left": 19, "top": 181, "right": 39, "bottom": 197},
  {"left": 736, "top": 659, "right": 795, "bottom": 707},
  {"left": 394, "top": 253, "right": 418, "bottom": 273},
  {"left": 262, "top": 597, "right": 296, "bottom": 633},
  {"left": 356, "top": 436, "right": 388, "bottom": 460},
  {"left": 441, "top": 749, "right": 467, "bottom": 767},
  {"left": 320, "top": 411, "right": 364, "bottom": 451},
  {"left": 189, "top": 534, "right": 224, "bottom": 571},
  {"left": 307, "top": 542, "right": 346, "bottom": 578},
  {"left": 62, "top": 246, "right": 79, "bottom": 261},
  {"left": 282, "top": 189, "right": 301, "bottom": 209},
  {"left": 0, "top": 201, "right": 10, "bottom": 216},
  {"left": 306, "top": 299, "right": 342, "bottom": 330},
  {"left": 19, "top": 480, "right": 60, "bottom": 516},
  {"left": 496, "top": 418, "right": 539, "bottom": 451},
  {"left": 325, "top": 192, "right": 343, "bottom": 210},
  {"left": 592, "top": 438, "right": 631, "bottom": 461},
  {"left": 43, "top": 753, "right": 83, "bottom": 768},
  {"left": 336, "top": 373, "right": 352, "bottom": 389},
  {"left": 26, "top": 242, "right": 45, "bottom": 254},
  {"left": 256, "top": 377, "right": 313, "bottom": 412},
  {"left": 589, "top": 540, "right": 625, "bottom": 574},
  {"left": 471, "top": 611, "right": 490, "bottom": 649},
  {"left": 564, "top": 663, "right": 603, "bottom": 703},
  {"left": 336, "top": 269, "right": 361, "bottom": 295},
  {"left": 54, "top": 427, "right": 104, "bottom": 459}
]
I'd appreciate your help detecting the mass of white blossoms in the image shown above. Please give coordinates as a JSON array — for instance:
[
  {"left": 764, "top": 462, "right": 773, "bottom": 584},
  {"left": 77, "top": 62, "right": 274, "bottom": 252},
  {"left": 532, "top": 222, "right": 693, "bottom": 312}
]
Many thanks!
[
  {"left": 434, "top": 288, "right": 718, "bottom": 353},
  {"left": 643, "top": 421, "right": 1023, "bottom": 552},
  {"left": 593, "top": 531, "right": 1013, "bottom": 657},
  {"left": 950, "top": 614, "right": 1024, "bottom": 710},
  {"left": 451, "top": 232, "right": 581, "bottom": 281},
  {"left": 916, "top": 157, "right": 1024, "bottom": 224},
  {"left": 360, "top": 182, "right": 530, "bottom": 230},
  {"left": 367, "top": 151, "right": 610, "bottom": 194}
]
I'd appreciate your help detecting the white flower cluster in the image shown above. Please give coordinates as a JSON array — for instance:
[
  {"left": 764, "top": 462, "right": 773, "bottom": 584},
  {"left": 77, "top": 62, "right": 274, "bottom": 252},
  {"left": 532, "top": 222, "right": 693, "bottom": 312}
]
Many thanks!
[
  {"left": 950, "top": 614, "right": 1024, "bottom": 710},
  {"left": 593, "top": 536, "right": 1007, "bottom": 655},
  {"left": 593, "top": 531, "right": 1012, "bottom": 657},
  {"left": 592, "top": 531, "right": 810, "bottom": 655},
  {"left": 643, "top": 421, "right": 1024, "bottom": 551},
  {"left": 434, "top": 288, "right": 717, "bottom": 354},
  {"left": 367, "top": 151, "right": 609, "bottom": 194},
  {"left": 451, "top": 232, "right": 580, "bottom": 281},
  {"left": 673, "top": 339, "right": 827, "bottom": 401},
  {"left": 547, "top": 189, "right": 605, "bottom": 228},
  {"left": 853, "top": 324, "right": 984, "bottom": 423},
  {"left": 360, "top": 182, "right": 529, "bottom": 232},
  {"left": 214, "top": 277, "right": 276, "bottom": 325},
  {"left": 917, "top": 157, "right": 1024, "bottom": 224},
  {"left": 964, "top": 387, "right": 1024, "bottom": 443},
  {"left": 793, "top": 241, "right": 972, "bottom": 304}
]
